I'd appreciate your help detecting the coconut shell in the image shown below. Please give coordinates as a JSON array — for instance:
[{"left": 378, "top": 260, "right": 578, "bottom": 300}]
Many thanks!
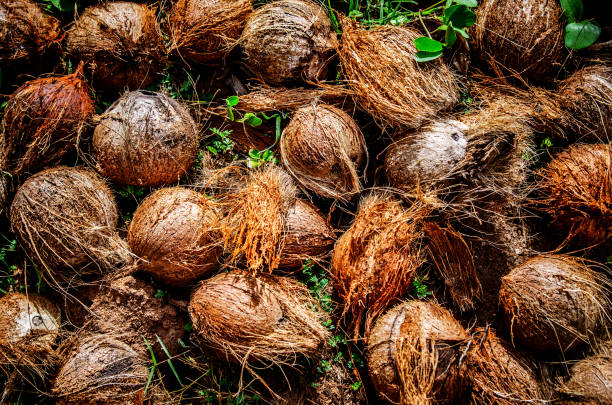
[
  {"left": 168, "top": 0, "right": 252, "bottom": 64},
  {"left": 93, "top": 91, "right": 199, "bottom": 187},
  {"left": 128, "top": 187, "right": 222, "bottom": 286},
  {"left": 240, "top": 0, "right": 337, "bottom": 84},
  {"left": 499, "top": 255, "right": 611, "bottom": 352},
  {"left": 472, "top": 0, "right": 564, "bottom": 80},
  {"left": 280, "top": 104, "right": 367, "bottom": 201},
  {"left": 1, "top": 64, "right": 95, "bottom": 176},
  {"left": 559, "top": 344, "right": 612, "bottom": 403},
  {"left": 66, "top": 2, "right": 165, "bottom": 90}
]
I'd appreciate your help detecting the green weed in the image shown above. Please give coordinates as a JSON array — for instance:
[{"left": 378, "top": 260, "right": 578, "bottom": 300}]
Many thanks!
[{"left": 412, "top": 275, "right": 432, "bottom": 299}]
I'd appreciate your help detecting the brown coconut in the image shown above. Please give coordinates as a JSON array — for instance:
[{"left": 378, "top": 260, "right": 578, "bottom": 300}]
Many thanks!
[
  {"left": 0, "top": 0, "right": 61, "bottom": 63},
  {"left": 1, "top": 63, "right": 95, "bottom": 176},
  {"left": 558, "top": 343, "right": 612, "bottom": 403},
  {"left": 10, "top": 166, "right": 130, "bottom": 285},
  {"left": 339, "top": 21, "right": 459, "bottom": 129},
  {"left": 499, "top": 255, "right": 611, "bottom": 352},
  {"left": 168, "top": 0, "right": 252, "bottom": 64},
  {"left": 189, "top": 270, "right": 329, "bottom": 367},
  {"left": 93, "top": 90, "right": 199, "bottom": 187},
  {"left": 240, "top": 0, "right": 338, "bottom": 84},
  {"left": 280, "top": 104, "right": 367, "bottom": 201},
  {"left": 230, "top": 85, "right": 351, "bottom": 113},
  {"left": 472, "top": 0, "right": 564, "bottom": 80},
  {"left": 537, "top": 143, "right": 611, "bottom": 247},
  {"left": 331, "top": 194, "right": 429, "bottom": 339},
  {"left": 66, "top": 2, "right": 165, "bottom": 90}
]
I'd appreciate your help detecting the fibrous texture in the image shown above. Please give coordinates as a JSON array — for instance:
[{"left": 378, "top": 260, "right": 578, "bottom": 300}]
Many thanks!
[
  {"left": 230, "top": 85, "right": 351, "bottom": 113},
  {"left": 558, "top": 342, "right": 612, "bottom": 403}
]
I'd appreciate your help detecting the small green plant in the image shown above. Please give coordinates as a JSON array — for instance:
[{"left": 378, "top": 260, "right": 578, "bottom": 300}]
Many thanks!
[
  {"left": 154, "top": 289, "right": 170, "bottom": 304},
  {"left": 192, "top": 150, "right": 205, "bottom": 170},
  {"left": 160, "top": 69, "right": 196, "bottom": 100},
  {"left": 117, "top": 185, "right": 146, "bottom": 202},
  {"left": 207, "top": 128, "right": 234, "bottom": 155},
  {"left": 412, "top": 275, "right": 432, "bottom": 299},
  {"left": 540, "top": 136, "right": 553, "bottom": 149},
  {"left": 301, "top": 260, "right": 333, "bottom": 313},
  {"left": 560, "top": 0, "right": 600, "bottom": 50},
  {"left": 42, "top": 0, "right": 75, "bottom": 12},
  {"left": 246, "top": 148, "right": 278, "bottom": 168}
]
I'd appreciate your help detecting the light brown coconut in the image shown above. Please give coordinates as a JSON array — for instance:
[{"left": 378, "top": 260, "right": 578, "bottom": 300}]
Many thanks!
[
  {"left": 229, "top": 85, "right": 351, "bottom": 113},
  {"left": 499, "top": 255, "right": 611, "bottom": 352},
  {"left": 189, "top": 270, "right": 329, "bottom": 367},
  {"left": 93, "top": 90, "right": 199, "bottom": 187},
  {"left": 472, "top": 0, "right": 564, "bottom": 80},
  {"left": 66, "top": 2, "right": 165, "bottom": 90},
  {"left": 168, "top": 0, "right": 252, "bottom": 64},
  {"left": 10, "top": 166, "right": 130, "bottom": 286},
  {"left": 240, "top": 0, "right": 338, "bottom": 84},
  {"left": 128, "top": 187, "right": 222, "bottom": 286},
  {"left": 558, "top": 343, "right": 612, "bottom": 403},
  {"left": 280, "top": 104, "right": 367, "bottom": 201},
  {"left": 1, "top": 63, "right": 94, "bottom": 176}
]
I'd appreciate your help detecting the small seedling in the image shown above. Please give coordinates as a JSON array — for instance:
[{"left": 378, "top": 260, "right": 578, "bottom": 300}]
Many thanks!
[
  {"left": 207, "top": 128, "right": 234, "bottom": 155},
  {"left": 413, "top": 275, "right": 432, "bottom": 299},
  {"left": 560, "top": 0, "right": 600, "bottom": 50}
]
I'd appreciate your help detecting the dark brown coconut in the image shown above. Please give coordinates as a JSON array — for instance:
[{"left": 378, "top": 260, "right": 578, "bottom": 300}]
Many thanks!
[
  {"left": 499, "top": 255, "right": 611, "bottom": 352},
  {"left": 10, "top": 166, "right": 129, "bottom": 285},
  {"left": 280, "top": 104, "right": 367, "bottom": 201},
  {"left": 0, "top": 0, "right": 61, "bottom": 63},
  {"left": 93, "top": 90, "right": 199, "bottom": 187},
  {"left": 65, "top": 2, "right": 165, "bottom": 90},
  {"left": 240, "top": 0, "right": 338, "bottom": 84},
  {"left": 472, "top": 0, "right": 564, "bottom": 80},
  {"left": 1, "top": 64, "right": 95, "bottom": 176},
  {"left": 537, "top": 143, "right": 611, "bottom": 247},
  {"left": 168, "top": 0, "right": 252, "bottom": 64},
  {"left": 558, "top": 343, "right": 612, "bottom": 403},
  {"left": 189, "top": 270, "right": 329, "bottom": 366}
]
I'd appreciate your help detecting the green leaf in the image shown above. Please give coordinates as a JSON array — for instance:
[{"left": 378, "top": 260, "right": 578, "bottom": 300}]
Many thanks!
[
  {"left": 226, "top": 95, "right": 239, "bottom": 107},
  {"left": 445, "top": 26, "right": 457, "bottom": 47},
  {"left": 454, "top": 0, "right": 478, "bottom": 6},
  {"left": 241, "top": 113, "right": 263, "bottom": 127},
  {"left": 445, "top": 0, "right": 453, "bottom": 7},
  {"left": 444, "top": 5, "right": 477, "bottom": 28},
  {"left": 414, "top": 37, "right": 444, "bottom": 52},
  {"left": 348, "top": 9, "right": 363, "bottom": 18},
  {"left": 414, "top": 50, "right": 443, "bottom": 62},
  {"left": 565, "top": 21, "right": 601, "bottom": 50},
  {"left": 50, "top": 0, "right": 74, "bottom": 12},
  {"left": 453, "top": 27, "right": 469, "bottom": 38},
  {"left": 560, "top": 0, "right": 583, "bottom": 23}
]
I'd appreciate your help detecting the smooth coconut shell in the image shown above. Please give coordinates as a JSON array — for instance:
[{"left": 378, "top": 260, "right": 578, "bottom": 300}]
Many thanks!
[
  {"left": 66, "top": 2, "right": 165, "bottom": 90},
  {"left": 128, "top": 187, "right": 222, "bottom": 286},
  {"left": 93, "top": 91, "right": 199, "bottom": 187},
  {"left": 499, "top": 255, "right": 611, "bottom": 352},
  {"left": 240, "top": 0, "right": 337, "bottom": 84},
  {"left": 168, "top": 0, "right": 252, "bottom": 64},
  {"left": 559, "top": 344, "right": 612, "bottom": 403},
  {"left": 280, "top": 104, "right": 367, "bottom": 201},
  {"left": 1, "top": 64, "right": 94, "bottom": 176}
]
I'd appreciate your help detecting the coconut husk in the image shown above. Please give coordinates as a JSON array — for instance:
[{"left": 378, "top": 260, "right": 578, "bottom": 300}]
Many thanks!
[
  {"left": 280, "top": 104, "right": 367, "bottom": 201},
  {"left": 93, "top": 90, "right": 199, "bottom": 187},
  {"left": 339, "top": 20, "right": 459, "bottom": 130},
  {"left": 472, "top": 0, "right": 564, "bottom": 80},
  {"left": 10, "top": 166, "right": 130, "bottom": 288},
  {"left": 128, "top": 187, "right": 222, "bottom": 287},
  {"left": 168, "top": 0, "right": 252, "bottom": 65},
  {"left": 499, "top": 255, "right": 611, "bottom": 352},
  {"left": 240, "top": 0, "right": 338, "bottom": 84},
  {"left": 558, "top": 342, "right": 612, "bottom": 403},
  {"left": 331, "top": 193, "right": 430, "bottom": 339},
  {"left": 1, "top": 63, "right": 94, "bottom": 177},
  {"left": 66, "top": 2, "right": 165, "bottom": 90}
]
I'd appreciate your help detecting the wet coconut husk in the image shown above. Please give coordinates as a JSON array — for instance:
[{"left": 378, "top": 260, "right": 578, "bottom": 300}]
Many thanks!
[
  {"left": 168, "top": 0, "right": 252, "bottom": 65},
  {"left": 367, "top": 301, "right": 468, "bottom": 404},
  {"left": 280, "top": 104, "right": 367, "bottom": 200},
  {"left": 240, "top": 0, "right": 338, "bottom": 84},
  {"left": 331, "top": 194, "right": 429, "bottom": 339},
  {"left": 66, "top": 2, "right": 165, "bottom": 90},
  {"left": 339, "top": 20, "right": 459, "bottom": 130},
  {"left": 558, "top": 342, "right": 612, "bottom": 403},
  {"left": 93, "top": 90, "right": 199, "bottom": 187},
  {"left": 0, "top": 0, "right": 61, "bottom": 64},
  {"left": 189, "top": 270, "right": 329, "bottom": 367},
  {"left": 10, "top": 166, "right": 130, "bottom": 286},
  {"left": 1, "top": 63, "right": 94, "bottom": 177},
  {"left": 499, "top": 255, "right": 611, "bottom": 352},
  {"left": 537, "top": 143, "right": 611, "bottom": 247},
  {"left": 128, "top": 187, "right": 222, "bottom": 287},
  {"left": 472, "top": 0, "right": 564, "bottom": 80}
]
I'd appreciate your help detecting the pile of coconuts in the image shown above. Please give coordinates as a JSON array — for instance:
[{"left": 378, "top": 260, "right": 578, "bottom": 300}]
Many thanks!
[{"left": 0, "top": 0, "right": 611, "bottom": 403}]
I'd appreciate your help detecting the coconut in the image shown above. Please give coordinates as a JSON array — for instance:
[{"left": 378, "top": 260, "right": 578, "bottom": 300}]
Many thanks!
[
  {"left": 51, "top": 334, "right": 149, "bottom": 405},
  {"left": 93, "top": 90, "right": 199, "bottom": 187},
  {"left": 230, "top": 85, "right": 351, "bottom": 113},
  {"left": 537, "top": 143, "right": 611, "bottom": 247},
  {"left": 0, "top": 0, "right": 61, "bottom": 63},
  {"left": 240, "top": 0, "right": 338, "bottom": 84},
  {"left": 168, "top": 0, "right": 252, "bottom": 64},
  {"left": 558, "top": 343, "right": 612, "bottom": 403},
  {"left": 189, "top": 270, "right": 329, "bottom": 367},
  {"left": 65, "top": 2, "right": 165, "bottom": 90},
  {"left": 280, "top": 104, "right": 367, "bottom": 201},
  {"left": 331, "top": 194, "right": 429, "bottom": 339},
  {"left": 10, "top": 166, "right": 130, "bottom": 286},
  {"left": 339, "top": 20, "right": 459, "bottom": 129},
  {"left": 499, "top": 255, "right": 611, "bottom": 352},
  {"left": 1, "top": 63, "right": 95, "bottom": 177},
  {"left": 472, "top": 0, "right": 564, "bottom": 80},
  {"left": 367, "top": 301, "right": 468, "bottom": 404}
]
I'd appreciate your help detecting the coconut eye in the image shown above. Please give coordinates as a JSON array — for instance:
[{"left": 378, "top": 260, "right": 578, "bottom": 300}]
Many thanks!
[{"left": 31, "top": 315, "right": 43, "bottom": 326}]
